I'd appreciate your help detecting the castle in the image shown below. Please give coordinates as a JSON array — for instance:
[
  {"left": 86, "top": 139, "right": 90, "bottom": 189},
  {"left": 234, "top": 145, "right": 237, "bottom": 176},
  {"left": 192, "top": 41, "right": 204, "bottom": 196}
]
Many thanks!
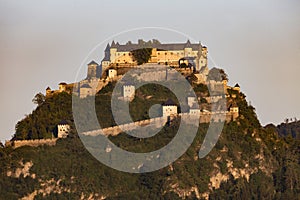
[
  {"left": 7, "top": 39, "right": 241, "bottom": 148},
  {"left": 45, "top": 39, "right": 241, "bottom": 116},
  {"left": 39, "top": 39, "right": 241, "bottom": 141},
  {"left": 101, "top": 39, "right": 208, "bottom": 72},
  {"left": 70, "top": 39, "right": 210, "bottom": 98}
]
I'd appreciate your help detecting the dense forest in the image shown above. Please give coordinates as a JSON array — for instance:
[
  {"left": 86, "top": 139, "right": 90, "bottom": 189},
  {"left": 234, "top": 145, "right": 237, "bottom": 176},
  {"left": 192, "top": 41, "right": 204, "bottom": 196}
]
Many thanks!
[{"left": 1, "top": 80, "right": 299, "bottom": 199}]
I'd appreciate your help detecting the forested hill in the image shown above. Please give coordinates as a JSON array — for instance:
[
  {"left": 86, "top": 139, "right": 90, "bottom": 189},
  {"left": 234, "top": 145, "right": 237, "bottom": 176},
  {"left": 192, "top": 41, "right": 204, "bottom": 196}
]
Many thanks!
[
  {"left": 0, "top": 83, "right": 299, "bottom": 199},
  {"left": 263, "top": 120, "right": 300, "bottom": 140}
]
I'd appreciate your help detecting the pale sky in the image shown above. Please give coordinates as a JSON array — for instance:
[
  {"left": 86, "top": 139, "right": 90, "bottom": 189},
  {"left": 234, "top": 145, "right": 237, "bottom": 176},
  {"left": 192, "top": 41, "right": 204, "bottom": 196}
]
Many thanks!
[{"left": 0, "top": 0, "right": 300, "bottom": 142}]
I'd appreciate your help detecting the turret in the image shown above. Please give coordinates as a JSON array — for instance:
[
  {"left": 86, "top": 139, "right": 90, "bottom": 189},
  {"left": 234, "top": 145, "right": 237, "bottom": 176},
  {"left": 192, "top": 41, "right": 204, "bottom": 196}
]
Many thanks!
[
  {"left": 162, "top": 99, "right": 178, "bottom": 117},
  {"left": 46, "top": 87, "right": 52, "bottom": 96},
  {"left": 184, "top": 40, "right": 192, "bottom": 57},
  {"left": 104, "top": 43, "right": 110, "bottom": 58},
  {"left": 123, "top": 85, "right": 135, "bottom": 101},
  {"left": 87, "top": 60, "right": 99, "bottom": 79},
  {"left": 199, "top": 46, "right": 208, "bottom": 71},
  {"left": 233, "top": 83, "right": 240, "bottom": 93},
  {"left": 57, "top": 120, "right": 70, "bottom": 138},
  {"left": 58, "top": 82, "right": 67, "bottom": 92},
  {"left": 110, "top": 41, "right": 118, "bottom": 63},
  {"left": 229, "top": 102, "right": 239, "bottom": 120}
]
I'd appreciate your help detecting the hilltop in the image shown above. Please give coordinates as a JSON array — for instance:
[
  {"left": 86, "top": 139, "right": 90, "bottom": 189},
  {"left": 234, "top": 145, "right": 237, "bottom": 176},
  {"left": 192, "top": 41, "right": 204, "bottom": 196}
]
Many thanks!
[{"left": 0, "top": 41, "right": 299, "bottom": 199}]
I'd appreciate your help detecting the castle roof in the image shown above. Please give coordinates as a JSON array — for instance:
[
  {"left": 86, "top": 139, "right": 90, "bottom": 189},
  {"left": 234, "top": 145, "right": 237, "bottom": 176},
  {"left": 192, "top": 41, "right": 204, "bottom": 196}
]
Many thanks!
[
  {"left": 88, "top": 60, "right": 98, "bottom": 66},
  {"left": 111, "top": 40, "right": 117, "bottom": 48},
  {"left": 179, "top": 56, "right": 197, "bottom": 61},
  {"left": 185, "top": 40, "right": 192, "bottom": 48},
  {"left": 104, "top": 43, "right": 110, "bottom": 51},
  {"left": 234, "top": 83, "right": 240, "bottom": 88},
  {"left": 58, "top": 120, "right": 68, "bottom": 125},
  {"left": 81, "top": 84, "right": 92, "bottom": 88},
  {"left": 46, "top": 86, "right": 51, "bottom": 90},
  {"left": 162, "top": 99, "right": 177, "bottom": 106},
  {"left": 108, "top": 39, "right": 202, "bottom": 52},
  {"left": 59, "top": 82, "right": 67, "bottom": 85},
  {"left": 102, "top": 51, "right": 111, "bottom": 61}
]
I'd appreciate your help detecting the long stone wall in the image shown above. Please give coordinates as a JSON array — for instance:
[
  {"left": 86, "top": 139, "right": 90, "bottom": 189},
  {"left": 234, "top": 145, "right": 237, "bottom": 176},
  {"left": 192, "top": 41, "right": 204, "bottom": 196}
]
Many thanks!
[
  {"left": 6, "top": 112, "right": 238, "bottom": 148},
  {"left": 6, "top": 111, "right": 238, "bottom": 148},
  {"left": 82, "top": 111, "right": 238, "bottom": 137},
  {"left": 82, "top": 117, "right": 168, "bottom": 137},
  {"left": 6, "top": 138, "right": 58, "bottom": 149}
]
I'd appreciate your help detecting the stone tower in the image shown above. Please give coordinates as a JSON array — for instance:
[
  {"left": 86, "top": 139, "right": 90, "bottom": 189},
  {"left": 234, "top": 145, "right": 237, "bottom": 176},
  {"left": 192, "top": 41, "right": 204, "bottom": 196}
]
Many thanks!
[
  {"left": 58, "top": 82, "right": 67, "bottom": 92},
  {"left": 199, "top": 46, "right": 208, "bottom": 69},
  {"left": 101, "top": 43, "right": 112, "bottom": 75},
  {"left": 110, "top": 41, "right": 118, "bottom": 63},
  {"left": 87, "top": 60, "right": 99, "bottom": 79},
  {"left": 195, "top": 41, "right": 208, "bottom": 72},
  {"left": 57, "top": 120, "right": 70, "bottom": 138}
]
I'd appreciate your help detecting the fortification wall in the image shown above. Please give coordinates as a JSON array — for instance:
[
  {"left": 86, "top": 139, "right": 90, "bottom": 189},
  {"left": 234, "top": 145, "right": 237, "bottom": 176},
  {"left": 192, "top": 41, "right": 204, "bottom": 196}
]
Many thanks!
[
  {"left": 83, "top": 117, "right": 168, "bottom": 137},
  {"left": 82, "top": 110, "right": 238, "bottom": 137},
  {"left": 7, "top": 138, "right": 58, "bottom": 149}
]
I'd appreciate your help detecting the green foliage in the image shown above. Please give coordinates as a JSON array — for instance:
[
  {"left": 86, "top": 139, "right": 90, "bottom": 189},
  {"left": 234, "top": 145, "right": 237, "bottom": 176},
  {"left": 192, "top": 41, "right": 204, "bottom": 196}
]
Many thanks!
[
  {"left": 32, "top": 92, "right": 46, "bottom": 106},
  {"left": 193, "top": 83, "right": 209, "bottom": 94},
  {"left": 5, "top": 69, "right": 300, "bottom": 199},
  {"left": 14, "top": 92, "right": 72, "bottom": 140},
  {"left": 277, "top": 120, "right": 300, "bottom": 139},
  {"left": 179, "top": 63, "right": 188, "bottom": 68},
  {"left": 129, "top": 83, "right": 179, "bottom": 121},
  {"left": 131, "top": 48, "right": 152, "bottom": 65}
]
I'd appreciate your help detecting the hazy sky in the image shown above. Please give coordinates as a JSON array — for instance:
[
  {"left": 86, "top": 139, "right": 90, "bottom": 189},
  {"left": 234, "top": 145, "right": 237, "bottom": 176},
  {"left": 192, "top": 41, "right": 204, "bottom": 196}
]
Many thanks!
[{"left": 0, "top": 0, "right": 299, "bottom": 142}]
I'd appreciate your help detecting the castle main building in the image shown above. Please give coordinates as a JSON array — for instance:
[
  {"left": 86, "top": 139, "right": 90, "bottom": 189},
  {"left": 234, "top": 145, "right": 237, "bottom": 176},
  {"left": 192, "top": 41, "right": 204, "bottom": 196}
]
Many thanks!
[{"left": 101, "top": 39, "right": 208, "bottom": 72}]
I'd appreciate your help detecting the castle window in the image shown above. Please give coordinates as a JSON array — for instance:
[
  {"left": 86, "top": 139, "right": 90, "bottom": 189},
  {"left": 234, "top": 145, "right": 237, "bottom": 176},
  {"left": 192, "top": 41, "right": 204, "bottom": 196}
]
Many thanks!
[{"left": 123, "top": 53, "right": 126, "bottom": 56}]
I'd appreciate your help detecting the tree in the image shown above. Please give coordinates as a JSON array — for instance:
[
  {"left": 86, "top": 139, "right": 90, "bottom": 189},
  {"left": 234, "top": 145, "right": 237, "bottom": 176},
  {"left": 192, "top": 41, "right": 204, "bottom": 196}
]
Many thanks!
[
  {"left": 179, "top": 63, "right": 187, "bottom": 68},
  {"left": 131, "top": 48, "right": 152, "bottom": 65},
  {"left": 32, "top": 93, "right": 45, "bottom": 106}
]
